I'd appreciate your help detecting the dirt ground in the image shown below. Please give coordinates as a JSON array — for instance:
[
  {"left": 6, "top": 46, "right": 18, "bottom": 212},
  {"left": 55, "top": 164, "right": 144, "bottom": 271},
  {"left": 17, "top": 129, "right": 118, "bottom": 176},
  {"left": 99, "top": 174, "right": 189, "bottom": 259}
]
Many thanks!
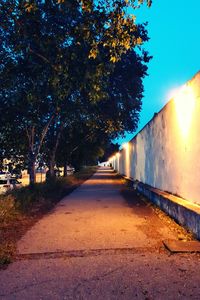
[{"left": 0, "top": 167, "right": 200, "bottom": 299}]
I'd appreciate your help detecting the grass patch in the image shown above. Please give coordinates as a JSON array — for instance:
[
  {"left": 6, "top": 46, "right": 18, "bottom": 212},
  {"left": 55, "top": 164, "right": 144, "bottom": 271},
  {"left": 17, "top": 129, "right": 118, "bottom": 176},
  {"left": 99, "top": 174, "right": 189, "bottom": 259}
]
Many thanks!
[
  {"left": 73, "top": 166, "right": 98, "bottom": 181},
  {"left": 0, "top": 166, "right": 98, "bottom": 268}
]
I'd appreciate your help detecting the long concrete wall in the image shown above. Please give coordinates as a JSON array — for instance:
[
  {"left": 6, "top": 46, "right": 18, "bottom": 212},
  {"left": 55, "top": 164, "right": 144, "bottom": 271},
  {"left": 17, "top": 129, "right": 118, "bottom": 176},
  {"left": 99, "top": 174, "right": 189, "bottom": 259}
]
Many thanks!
[{"left": 111, "top": 71, "right": 200, "bottom": 206}]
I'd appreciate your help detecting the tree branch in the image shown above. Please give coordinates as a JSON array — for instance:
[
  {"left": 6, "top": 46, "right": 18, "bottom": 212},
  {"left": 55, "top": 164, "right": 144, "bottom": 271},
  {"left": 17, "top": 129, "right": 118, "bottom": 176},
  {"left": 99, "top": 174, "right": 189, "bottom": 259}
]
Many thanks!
[
  {"left": 31, "top": 126, "right": 35, "bottom": 151},
  {"left": 25, "top": 126, "right": 31, "bottom": 146},
  {"left": 36, "top": 114, "right": 55, "bottom": 156},
  {"left": 28, "top": 47, "right": 58, "bottom": 71},
  {"left": 70, "top": 132, "right": 95, "bottom": 155}
]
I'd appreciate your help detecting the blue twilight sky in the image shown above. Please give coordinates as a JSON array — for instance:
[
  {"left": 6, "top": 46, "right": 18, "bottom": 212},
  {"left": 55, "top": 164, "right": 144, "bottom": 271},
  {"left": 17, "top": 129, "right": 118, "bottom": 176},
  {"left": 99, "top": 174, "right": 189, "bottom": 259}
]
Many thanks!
[{"left": 116, "top": 0, "right": 200, "bottom": 146}]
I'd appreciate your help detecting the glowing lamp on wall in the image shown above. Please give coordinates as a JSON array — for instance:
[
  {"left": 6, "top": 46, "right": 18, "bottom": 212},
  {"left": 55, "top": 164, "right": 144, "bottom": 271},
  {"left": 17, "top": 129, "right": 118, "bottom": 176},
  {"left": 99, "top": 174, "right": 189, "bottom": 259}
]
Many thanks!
[
  {"left": 122, "top": 142, "right": 131, "bottom": 178},
  {"left": 174, "top": 85, "right": 195, "bottom": 138},
  {"left": 122, "top": 143, "right": 128, "bottom": 149},
  {"left": 108, "top": 156, "right": 114, "bottom": 163}
]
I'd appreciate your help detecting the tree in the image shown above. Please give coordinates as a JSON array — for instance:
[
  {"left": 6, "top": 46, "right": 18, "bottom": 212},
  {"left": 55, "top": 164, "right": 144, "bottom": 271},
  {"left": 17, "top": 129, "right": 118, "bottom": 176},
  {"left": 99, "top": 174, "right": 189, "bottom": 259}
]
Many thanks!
[
  {"left": 1, "top": 0, "right": 82, "bottom": 182},
  {"left": 99, "top": 142, "right": 120, "bottom": 163},
  {"left": 52, "top": 47, "right": 151, "bottom": 171},
  {"left": 0, "top": 0, "right": 152, "bottom": 182}
]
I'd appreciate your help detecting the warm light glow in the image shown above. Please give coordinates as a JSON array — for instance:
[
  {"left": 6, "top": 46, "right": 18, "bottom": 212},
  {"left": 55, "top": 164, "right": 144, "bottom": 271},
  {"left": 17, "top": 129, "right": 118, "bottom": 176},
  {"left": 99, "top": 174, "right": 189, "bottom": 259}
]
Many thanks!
[
  {"left": 115, "top": 152, "right": 120, "bottom": 171},
  {"left": 174, "top": 85, "right": 195, "bottom": 138},
  {"left": 122, "top": 143, "right": 128, "bottom": 149},
  {"left": 124, "top": 142, "right": 130, "bottom": 178},
  {"left": 108, "top": 156, "right": 114, "bottom": 163}
]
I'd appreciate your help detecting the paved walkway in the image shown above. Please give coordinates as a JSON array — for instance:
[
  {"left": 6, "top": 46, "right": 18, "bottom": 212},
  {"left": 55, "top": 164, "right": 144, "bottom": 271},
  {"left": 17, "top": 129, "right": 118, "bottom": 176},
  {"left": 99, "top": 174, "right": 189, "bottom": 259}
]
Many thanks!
[
  {"left": 1, "top": 167, "right": 200, "bottom": 299},
  {"left": 17, "top": 167, "right": 175, "bottom": 254}
]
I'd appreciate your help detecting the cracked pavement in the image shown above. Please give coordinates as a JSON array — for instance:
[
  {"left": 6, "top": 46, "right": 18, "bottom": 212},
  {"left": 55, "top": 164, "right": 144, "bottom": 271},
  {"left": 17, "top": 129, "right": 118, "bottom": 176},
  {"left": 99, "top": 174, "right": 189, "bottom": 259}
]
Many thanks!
[{"left": 0, "top": 167, "right": 200, "bottom": 299}]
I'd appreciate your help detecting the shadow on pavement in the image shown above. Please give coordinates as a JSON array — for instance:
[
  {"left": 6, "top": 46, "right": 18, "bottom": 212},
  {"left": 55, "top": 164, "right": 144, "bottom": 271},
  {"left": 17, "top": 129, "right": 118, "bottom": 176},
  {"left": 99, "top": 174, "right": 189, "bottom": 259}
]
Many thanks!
[{"left": 120, "top": 187, "right": 154, "bottom": 217}]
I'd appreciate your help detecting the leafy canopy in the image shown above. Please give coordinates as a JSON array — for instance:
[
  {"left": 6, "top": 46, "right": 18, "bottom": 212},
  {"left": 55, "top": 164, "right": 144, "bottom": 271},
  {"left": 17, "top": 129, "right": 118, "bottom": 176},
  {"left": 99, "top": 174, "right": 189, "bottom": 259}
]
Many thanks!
[{"left": 0, "top": 0, "right": 152, "bottom": 174}]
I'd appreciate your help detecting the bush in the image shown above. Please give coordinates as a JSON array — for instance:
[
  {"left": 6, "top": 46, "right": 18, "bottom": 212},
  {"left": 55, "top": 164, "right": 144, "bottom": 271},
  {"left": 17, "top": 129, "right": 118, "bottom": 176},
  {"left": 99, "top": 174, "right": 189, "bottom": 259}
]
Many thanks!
[
  {"left": 10, "top": 178, "right": 71, "bottom": 212},
  {"left": 0, "top": 242, "right": 14, "bottom": 266},
  {"left": 0, "top": 195, "right": 17, "bottom": 224}
]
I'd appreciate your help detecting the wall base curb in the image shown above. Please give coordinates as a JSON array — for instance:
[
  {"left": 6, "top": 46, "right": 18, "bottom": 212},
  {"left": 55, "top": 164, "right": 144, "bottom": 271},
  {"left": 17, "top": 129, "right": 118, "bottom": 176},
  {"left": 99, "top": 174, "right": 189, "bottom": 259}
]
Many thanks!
[{"left": 135, "top": 181, "right": 200, "bottom": 240}]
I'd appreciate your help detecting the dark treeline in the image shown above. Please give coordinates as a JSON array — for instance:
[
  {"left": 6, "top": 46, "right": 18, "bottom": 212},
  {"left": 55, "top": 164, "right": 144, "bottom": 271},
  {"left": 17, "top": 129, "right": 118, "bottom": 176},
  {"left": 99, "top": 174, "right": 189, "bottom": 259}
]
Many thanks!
[{"left": 0, "top": 0, "right": 151, "bottom": 183}]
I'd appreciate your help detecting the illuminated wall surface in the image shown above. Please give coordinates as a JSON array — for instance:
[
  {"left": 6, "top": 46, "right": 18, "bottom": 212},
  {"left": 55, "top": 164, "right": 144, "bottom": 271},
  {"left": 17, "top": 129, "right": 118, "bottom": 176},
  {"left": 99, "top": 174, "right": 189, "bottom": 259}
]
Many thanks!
[{"left": 111, "top": 72, "right": 200, "bottom": 205}]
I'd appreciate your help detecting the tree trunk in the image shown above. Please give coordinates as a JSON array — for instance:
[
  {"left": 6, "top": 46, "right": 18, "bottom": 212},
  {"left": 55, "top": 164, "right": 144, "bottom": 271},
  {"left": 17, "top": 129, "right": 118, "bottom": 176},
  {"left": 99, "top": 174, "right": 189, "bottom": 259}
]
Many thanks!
[
  {"left": 64, "top": 162, "right": 68, "bottom": 177},
  {"left": 49, "top": 155, "right": 56, "bottom": 178},
  {"left": 28, "top": 153, "right": 36, "bottom": 185},
  {"left": 26, "top": 116, "right": 56, "bottom": 185},
  {"left": 48, "top": 124, "right": 63, "bottom": 179}
]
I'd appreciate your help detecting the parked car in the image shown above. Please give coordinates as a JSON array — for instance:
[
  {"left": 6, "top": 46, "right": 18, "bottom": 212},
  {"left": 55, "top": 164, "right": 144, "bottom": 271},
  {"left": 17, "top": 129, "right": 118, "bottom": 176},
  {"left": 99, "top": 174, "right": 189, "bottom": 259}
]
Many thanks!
[
  {"left": 0, "top": 178, "right": 22, "bottom": 194},
  {"left": 66, "top": 166, "right": 75, "bottom": 175},
  {"left": 0, "top": 171, "right": 11, "bottom": 180}
]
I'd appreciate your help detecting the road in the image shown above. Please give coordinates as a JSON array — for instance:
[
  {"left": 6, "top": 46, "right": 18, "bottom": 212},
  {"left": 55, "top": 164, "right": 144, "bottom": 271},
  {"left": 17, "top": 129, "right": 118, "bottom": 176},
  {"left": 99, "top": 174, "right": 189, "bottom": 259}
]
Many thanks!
[{"left": 0, "top": 167, "right": 200, "bottom": 299}]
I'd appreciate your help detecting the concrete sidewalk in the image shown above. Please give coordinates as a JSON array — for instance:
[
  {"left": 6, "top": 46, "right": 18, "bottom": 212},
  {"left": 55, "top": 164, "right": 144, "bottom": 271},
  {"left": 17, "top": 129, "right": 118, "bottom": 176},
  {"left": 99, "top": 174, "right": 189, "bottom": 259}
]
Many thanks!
[
  {"left": 17, "top": 167, "right": 176, "bottom": 254},
  {"left": 1, "top": 167, "right": 200, "bottom": 300}
]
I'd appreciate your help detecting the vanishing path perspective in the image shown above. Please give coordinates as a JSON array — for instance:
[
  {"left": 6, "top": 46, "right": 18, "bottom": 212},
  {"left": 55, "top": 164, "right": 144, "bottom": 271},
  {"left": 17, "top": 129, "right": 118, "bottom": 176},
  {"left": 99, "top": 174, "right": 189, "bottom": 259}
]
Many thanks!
[
  {"left": 17, "top": 167, "right": 175, "bottom": 254},
  {"left": 1, "top": 167, "right": 200, "bottom": 299}
]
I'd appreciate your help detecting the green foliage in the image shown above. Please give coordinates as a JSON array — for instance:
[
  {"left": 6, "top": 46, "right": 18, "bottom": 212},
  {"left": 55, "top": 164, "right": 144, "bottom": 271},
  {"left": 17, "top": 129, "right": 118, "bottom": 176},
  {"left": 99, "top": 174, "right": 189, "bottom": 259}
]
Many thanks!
[
  {"left": 0, "top": 0, "right": 151, "bottom": 180},
  {"left": 0, "top": 245, "right": 12, "bottom": 266},
  {"left": 10, "top": 178, "right": 70, "bottom": 212},
  {"left": 99, "top": 142, "right": 120, "bottom": 162},
  {"left": 0, "top": 195, "right": 17, "bottom": 224}
]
